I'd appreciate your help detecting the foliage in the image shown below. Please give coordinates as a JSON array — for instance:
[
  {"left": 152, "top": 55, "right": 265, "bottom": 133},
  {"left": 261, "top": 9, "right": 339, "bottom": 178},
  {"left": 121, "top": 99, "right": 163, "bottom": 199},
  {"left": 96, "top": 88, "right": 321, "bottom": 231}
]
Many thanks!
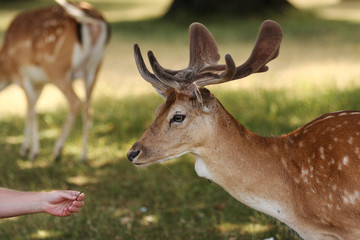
[{"left": 163, "top": 0, "right": 295, "bottom": 21}]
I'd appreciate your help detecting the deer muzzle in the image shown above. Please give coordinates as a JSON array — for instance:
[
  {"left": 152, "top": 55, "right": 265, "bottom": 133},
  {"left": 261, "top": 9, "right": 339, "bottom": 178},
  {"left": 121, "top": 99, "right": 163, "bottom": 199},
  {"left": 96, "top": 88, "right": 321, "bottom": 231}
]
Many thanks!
[{"left": 127, "top": 149, "right": 140, "bottom": 162}]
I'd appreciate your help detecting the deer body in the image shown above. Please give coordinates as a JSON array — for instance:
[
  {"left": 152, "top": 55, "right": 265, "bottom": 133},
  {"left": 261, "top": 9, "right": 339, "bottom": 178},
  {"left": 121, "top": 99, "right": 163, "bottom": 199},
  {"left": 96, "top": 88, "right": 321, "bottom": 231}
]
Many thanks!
[
  {"left": 0, "top": 1, "right": 110, "bottom": 161},
  {"left": 195, "top": 100, "right": 360, "bottom": 239},
  {"left": 127, "top": 21, "right": 360, "bottom": 239}
]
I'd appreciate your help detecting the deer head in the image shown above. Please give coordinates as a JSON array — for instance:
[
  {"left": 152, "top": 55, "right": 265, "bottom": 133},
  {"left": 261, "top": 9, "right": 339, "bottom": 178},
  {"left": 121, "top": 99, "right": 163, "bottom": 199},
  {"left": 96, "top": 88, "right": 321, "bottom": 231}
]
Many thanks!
[
  {"left": 127, "top": 20, "right": 282, "bottom": 166},
  {"left": 126, "top": 21, "right": 360, "bottom": 239}
]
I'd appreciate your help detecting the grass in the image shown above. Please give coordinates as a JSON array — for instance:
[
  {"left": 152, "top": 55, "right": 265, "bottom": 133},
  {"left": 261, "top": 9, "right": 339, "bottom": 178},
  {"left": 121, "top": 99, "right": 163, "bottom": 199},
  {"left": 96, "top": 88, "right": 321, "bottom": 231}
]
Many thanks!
[{"left": 0, "top": 0, "right": 360, "bottom": 239}]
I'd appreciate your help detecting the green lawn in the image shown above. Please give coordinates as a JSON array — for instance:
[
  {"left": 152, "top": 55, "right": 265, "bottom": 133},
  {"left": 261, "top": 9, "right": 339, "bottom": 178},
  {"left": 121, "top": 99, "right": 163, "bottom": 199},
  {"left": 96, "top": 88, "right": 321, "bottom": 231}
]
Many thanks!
[{"left": 0, "top": 0, "right": 360, "bottom": 239}]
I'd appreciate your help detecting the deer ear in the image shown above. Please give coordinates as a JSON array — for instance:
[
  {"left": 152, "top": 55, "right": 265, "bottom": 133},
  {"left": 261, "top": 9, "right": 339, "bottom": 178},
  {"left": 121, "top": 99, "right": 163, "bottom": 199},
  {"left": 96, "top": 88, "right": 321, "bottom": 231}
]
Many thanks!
[
  {"left": 152, "top": 86, "right": 167, "bottom": 99},
  {"left": 188, "top": 23, "right": 220, "bottom": 71},
  {"left": 192, "top": 87, "right": 214, "bottom": 112}
]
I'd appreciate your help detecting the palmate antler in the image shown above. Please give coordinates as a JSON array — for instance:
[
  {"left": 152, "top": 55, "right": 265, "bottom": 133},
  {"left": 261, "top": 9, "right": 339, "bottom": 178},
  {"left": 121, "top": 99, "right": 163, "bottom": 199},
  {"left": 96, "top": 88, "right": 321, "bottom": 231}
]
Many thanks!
[{"left": 134, "top": 20, "right": 283, "bottom": 98}]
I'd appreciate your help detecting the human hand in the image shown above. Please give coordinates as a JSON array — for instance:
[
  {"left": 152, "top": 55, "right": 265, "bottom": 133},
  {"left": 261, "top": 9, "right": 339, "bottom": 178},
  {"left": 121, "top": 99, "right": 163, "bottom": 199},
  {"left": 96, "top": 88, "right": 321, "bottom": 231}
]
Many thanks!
[{"left": 42, "top": 190, "right": 85, "bottom": 217}]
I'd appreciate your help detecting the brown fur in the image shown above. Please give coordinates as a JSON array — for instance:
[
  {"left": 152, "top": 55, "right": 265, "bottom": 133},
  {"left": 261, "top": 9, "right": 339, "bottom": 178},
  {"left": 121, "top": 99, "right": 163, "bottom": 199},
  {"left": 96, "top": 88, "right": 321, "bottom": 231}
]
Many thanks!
[
  {"left": 129, "top": 89, "right": 360, "bottom": 240},
  {"left": 0, "top": 2, "right": 110, "bottom": 161},
  {"left": 128, "top": 20, "right": 358, "bottom": 240}
]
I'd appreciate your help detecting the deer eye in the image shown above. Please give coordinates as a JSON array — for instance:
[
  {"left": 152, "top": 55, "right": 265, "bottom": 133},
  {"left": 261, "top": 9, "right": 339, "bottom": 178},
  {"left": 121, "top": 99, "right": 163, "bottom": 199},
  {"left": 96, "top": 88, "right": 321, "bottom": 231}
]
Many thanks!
[{"left": 171, "top": 114, "right": 186, "bottom": 123}]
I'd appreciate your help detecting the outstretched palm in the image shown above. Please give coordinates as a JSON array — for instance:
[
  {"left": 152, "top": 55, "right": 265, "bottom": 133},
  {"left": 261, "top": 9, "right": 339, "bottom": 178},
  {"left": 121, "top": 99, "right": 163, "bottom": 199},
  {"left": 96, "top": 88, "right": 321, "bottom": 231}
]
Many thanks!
[{"left": 43, "top": 191, "right": 85, "bottom": 217}]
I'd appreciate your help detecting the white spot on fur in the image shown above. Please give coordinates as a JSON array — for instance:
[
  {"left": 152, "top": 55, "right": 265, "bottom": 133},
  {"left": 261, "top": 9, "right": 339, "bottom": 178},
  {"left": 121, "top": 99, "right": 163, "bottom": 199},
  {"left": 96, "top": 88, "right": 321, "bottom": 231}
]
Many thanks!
[
  {"left": 281, "top": 157, "right": 287, "bottom": 169},
  {"left": 44, "top": 36, "right": 65, "bottom": 63},
  {"left": 319, "top": 147, "right": 325, "bottom": 159},
  {"left": 342, "top": 195, "right": 349, "bottom": 204},
  {"left": 56, "top": 28, "right": 63, "bottom": 35},
  {"left": 272, "top": 145, "right": 279, "bottom": 152},
  {"left": 301, "top": 167, "right": 309, "bottom": 177},
  {"left": 45, "top": 34, "right": 56, "bottom": 43},
  {"left": 338, "top": 163, "right": 342, "bottom": 170},
  {"left": 343, "top": 156, "right": 349, "bottom": 166},
  {"left": 343, "top": 190, "right": 360, "bottom": 205}
]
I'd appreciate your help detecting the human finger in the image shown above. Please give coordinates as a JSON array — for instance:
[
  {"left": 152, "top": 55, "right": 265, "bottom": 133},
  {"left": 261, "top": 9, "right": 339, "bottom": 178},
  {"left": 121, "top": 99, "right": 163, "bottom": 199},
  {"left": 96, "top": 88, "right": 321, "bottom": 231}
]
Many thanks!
[
  {"left": 68, "top": 205, "right": 81, "bottom": 213},
  {"left": 72, "top": 200, "right": 85, "bottom": 208},
  {"left": 75, "top": 192, "right": 85, "bottom": 201}
]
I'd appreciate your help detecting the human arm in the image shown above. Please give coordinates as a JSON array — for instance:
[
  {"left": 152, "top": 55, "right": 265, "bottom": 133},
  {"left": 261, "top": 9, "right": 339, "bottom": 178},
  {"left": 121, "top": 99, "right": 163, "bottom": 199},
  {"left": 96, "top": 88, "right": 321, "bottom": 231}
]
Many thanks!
[{"left": 0, "top": 187, "right": 85, "bottom": 218}]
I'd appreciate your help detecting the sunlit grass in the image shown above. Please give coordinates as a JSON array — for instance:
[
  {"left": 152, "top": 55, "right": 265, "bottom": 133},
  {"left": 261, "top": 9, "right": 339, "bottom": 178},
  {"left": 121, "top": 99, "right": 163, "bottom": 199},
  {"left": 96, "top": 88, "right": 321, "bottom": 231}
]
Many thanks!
[
  {"left": 30, "top": 229, "right": 63, "bottom": 239},
  {"left": 289, "top": 0, "right": 340, "bottom": 9},
  {"left": 216, "top": 222, "right": 273, "bottom": 235}
]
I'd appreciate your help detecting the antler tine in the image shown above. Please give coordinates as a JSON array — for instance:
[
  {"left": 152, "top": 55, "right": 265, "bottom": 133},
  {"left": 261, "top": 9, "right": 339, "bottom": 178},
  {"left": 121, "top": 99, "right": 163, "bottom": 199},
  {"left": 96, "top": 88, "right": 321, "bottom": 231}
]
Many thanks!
[
  {"left": 188, "top": 22, "right": 220, "bottom": 71},
  {"left": 191, "top": 54, "right": 236, "bottom": 88},
  {"left": 147, "top": 50, "right": 182, "bottom": 76},
  {"left": 233, "top": 20, "right": 282, "bottom": 79},
  {"left": 189, "top": 20, "right": 282, "bottom": 89},
  {"left": 220, "top": 54, "right": 237, "bottom": 80},
  {"left": 134, "top": 21, "right": 282, "bottom": 98},
  {"left": 133, "top": 44, "right": 169, "bottom": 93},
  {"left": 148, "top": 51, "right": 184, "bottom": 90}
]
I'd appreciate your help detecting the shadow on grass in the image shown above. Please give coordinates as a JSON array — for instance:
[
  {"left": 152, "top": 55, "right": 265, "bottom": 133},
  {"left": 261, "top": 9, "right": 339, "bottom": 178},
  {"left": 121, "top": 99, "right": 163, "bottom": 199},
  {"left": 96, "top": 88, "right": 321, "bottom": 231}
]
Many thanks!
[
  {"left": 108, "top": 8, "right": 360, "bottom": 46},
  {"left": 1, "top": 87, "right": 360, "bottom": 239}
]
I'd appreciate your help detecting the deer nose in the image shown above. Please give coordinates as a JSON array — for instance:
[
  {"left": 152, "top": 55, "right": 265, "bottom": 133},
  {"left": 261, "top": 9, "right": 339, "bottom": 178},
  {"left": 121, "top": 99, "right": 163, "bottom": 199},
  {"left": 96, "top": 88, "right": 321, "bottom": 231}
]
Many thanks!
[{"left": 127, "top": 150, "right": 140, "bottom": 162}]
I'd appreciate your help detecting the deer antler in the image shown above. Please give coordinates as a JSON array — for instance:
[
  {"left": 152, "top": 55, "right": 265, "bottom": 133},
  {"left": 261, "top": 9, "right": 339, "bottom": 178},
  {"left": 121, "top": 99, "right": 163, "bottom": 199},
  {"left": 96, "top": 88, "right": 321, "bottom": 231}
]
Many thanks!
[{"left": 134, "top": 20, "right": 282, "bottom": 97}]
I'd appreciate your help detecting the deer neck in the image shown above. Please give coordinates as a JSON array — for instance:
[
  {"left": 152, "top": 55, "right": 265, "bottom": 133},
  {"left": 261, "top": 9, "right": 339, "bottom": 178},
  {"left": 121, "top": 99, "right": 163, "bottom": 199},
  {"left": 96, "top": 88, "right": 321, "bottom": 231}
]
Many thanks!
[{"left": 193, "top": 101, "right": 295, "bottom": 223}]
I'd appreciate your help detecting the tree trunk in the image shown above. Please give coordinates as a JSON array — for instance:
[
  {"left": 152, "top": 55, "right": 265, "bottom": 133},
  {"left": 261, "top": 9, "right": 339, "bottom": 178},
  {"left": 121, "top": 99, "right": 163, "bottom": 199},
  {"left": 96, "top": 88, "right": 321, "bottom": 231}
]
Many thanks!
[{"left": 164, "top": 0, "right": 294, "bottom": 19}]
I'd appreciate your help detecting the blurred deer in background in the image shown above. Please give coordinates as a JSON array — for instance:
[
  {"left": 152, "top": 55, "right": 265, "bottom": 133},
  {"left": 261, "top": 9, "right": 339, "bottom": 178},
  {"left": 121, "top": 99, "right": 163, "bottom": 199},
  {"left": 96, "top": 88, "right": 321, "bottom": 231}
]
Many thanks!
[
  {"left": 0, "top": 0, "right": 110, "bottom": 162},
  {"left": 127, "top": 20, "right": 360, "bottom": 239}
]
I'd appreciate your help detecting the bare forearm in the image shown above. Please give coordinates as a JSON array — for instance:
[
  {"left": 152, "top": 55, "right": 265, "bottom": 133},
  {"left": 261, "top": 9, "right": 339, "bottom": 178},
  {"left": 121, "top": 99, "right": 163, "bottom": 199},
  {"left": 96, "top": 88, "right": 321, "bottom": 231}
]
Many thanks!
[{"left": 0, "top": 187, "right": 46, "bottom": 218}]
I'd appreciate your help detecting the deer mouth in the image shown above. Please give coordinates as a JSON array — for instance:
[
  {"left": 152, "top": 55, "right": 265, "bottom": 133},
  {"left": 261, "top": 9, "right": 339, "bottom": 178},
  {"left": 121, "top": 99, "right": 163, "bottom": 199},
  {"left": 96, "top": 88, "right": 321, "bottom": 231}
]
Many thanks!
[
  {"left": 127, "top": 148, "right": 190, "bottom": 167},
  {"left": 133, "top": 162, "right": 153, "bottom": 167},
  {"left": 127, "top": 148, "right": 157, "bottom": 166}
]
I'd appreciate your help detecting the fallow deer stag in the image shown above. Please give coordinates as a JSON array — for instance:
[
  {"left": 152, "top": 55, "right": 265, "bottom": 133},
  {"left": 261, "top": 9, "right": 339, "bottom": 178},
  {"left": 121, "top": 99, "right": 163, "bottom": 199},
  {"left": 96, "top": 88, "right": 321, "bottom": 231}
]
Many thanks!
[
  {"left": 0, "top": 0, "right": 110, "bottom": 162},
  {"left": 127, "top": 20, "right": 360, "bottom": 239}
]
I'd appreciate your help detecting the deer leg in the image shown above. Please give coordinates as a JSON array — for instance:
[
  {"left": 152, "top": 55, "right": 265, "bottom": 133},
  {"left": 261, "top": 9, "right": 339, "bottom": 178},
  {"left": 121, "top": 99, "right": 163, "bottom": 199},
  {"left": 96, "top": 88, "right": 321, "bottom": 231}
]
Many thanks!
[
  {"left": 81, "top": 76, "right": 93, "bottom": 163},
  {"left": 81, "top": 68, "right": 100, "bottom": 162},
  {"left": 53, "top": 81, "right": 81, "bottom": 162},
  {"left": 20, "top": 81, "right": 43, "bottom": 161},
  {"left": 20, "top": 108, "right": 32, "bottom": 158}
]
